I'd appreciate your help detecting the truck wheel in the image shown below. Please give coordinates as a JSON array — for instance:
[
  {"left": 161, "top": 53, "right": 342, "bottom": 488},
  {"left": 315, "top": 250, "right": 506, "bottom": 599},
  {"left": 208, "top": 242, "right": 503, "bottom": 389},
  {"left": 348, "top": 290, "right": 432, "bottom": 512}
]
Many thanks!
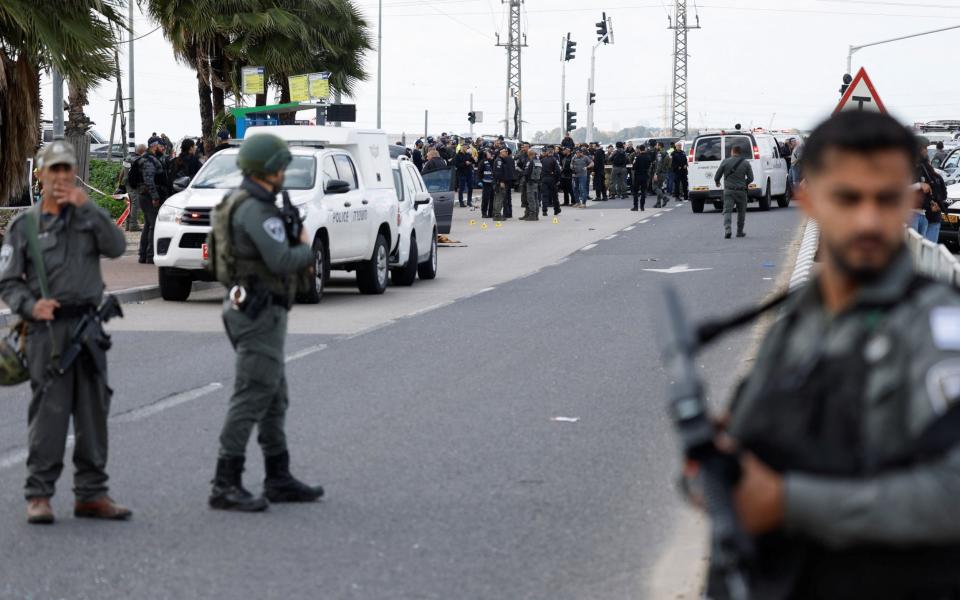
[
  {"left": 691, "top": 199, "right": 705, "bottom": 213},
  {"left": 391, "top": 236, "right": 418, "bottom": 286},
  {"left": 417, "top": 232, "right": 438, "bottom": 280},
  {"left": 158, "top": 268, "right": 192, "bottom": 302},
  {"left": 296, "top": 236, "right": 328, "bottom": 304},
  {"left": 777, "top": 192, "right": 790, "bottom": 208},
  {"left": 712, "top": 201, "right": 723, "bottom": 211},
  {"left": 357, "top": 233, "right": 389, "bottom": 295},
  {"left": 759, "top": 183, "right": 772, "bottom": 211}
]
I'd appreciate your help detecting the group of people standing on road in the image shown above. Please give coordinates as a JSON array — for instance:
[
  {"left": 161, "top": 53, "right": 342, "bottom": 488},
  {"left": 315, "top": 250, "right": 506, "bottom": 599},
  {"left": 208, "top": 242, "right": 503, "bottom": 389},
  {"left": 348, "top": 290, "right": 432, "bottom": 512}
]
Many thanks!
[{"left": 405, "top": 132, "right": 692, "bottom": 221}]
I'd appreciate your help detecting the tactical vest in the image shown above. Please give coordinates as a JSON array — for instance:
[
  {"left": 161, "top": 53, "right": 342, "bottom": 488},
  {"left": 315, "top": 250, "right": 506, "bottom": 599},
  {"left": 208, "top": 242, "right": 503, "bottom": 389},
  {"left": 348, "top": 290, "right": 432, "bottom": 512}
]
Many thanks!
[
  {"left": 529, "top": 159, "right": 543, "bottom": 184},
  {"left": 734, "top": 276, "right": 960, "bottom": 600},
  {"left": 206, "top": 189, "right": 294, "bottom": 298}
]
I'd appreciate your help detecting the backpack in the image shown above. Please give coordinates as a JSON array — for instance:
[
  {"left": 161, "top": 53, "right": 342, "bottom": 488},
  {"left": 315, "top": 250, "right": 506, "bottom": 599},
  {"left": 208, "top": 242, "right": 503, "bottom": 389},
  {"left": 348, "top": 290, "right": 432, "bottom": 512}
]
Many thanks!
[
  {"left": 530, "top": 159, "right": 543, "bottom": 183},
  {"left": 205, "top": 189, "right": 252, "bottom": 287},
  {"left": 126, "top": 156, "right": 143, "bottom": 188}
]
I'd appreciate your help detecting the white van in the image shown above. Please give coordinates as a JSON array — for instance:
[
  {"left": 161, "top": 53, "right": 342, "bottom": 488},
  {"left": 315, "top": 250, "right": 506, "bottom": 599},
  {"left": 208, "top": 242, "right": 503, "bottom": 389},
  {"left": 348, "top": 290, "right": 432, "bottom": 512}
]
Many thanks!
[
  {"left": 687, "top": 130, "right": 789, "bottom": 213},
  {"left": 154, "top": 125, "right": 400, "bottom": 302}
]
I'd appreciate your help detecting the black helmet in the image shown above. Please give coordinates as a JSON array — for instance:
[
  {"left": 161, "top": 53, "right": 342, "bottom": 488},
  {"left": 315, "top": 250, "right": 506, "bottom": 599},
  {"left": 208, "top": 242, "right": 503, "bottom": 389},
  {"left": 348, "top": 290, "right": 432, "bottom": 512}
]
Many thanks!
[{"left": 237, "top": 133, "right": 292, "bottom": 177}]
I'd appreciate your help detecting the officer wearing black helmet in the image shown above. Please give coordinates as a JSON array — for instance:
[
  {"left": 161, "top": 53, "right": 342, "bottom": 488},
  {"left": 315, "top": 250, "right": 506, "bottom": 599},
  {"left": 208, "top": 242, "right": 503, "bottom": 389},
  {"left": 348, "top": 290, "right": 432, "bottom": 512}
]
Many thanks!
[{"left": 207, "top": 133, "right": 323, "bottom": 512}]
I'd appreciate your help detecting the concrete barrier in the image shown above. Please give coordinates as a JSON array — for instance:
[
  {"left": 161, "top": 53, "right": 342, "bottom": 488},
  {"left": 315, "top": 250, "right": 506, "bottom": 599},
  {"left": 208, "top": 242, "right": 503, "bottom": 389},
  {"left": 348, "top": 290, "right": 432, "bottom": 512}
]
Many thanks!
[{"left": 906, "top": 227, "right": 960, "bottom": 285}]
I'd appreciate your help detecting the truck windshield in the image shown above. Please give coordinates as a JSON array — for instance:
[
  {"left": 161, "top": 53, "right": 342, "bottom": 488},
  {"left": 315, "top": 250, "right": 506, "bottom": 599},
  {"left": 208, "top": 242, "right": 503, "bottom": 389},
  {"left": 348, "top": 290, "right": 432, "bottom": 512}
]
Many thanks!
[{"left": 191, "top": 154, "right": 317, "bottom": 190}]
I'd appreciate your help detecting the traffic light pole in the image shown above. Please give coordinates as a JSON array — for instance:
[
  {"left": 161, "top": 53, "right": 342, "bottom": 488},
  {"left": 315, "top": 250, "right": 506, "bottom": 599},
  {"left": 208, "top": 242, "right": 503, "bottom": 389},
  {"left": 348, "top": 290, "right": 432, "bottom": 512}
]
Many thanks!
[
  {"left": 560, "top": 36, "right": 567, "bottom": 140},
  {"left": 587, "top": 43, "right": 596, "bottom": 143},
  {"left": 846, "top": 23, "right": 960, "bottom": 75}
]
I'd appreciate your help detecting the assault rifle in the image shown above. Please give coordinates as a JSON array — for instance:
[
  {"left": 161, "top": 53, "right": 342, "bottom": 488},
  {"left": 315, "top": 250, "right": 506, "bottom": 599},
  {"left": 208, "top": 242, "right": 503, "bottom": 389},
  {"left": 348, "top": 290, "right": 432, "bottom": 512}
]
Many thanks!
[
  {"left": 279, "top": 190, "right": 314, "bottom": 298},
  {"left": 38, "top": 295, "right": 123, "bottom": 397},
  {"left": 661, "top": 284, "right": 753, "bottom": 600}
]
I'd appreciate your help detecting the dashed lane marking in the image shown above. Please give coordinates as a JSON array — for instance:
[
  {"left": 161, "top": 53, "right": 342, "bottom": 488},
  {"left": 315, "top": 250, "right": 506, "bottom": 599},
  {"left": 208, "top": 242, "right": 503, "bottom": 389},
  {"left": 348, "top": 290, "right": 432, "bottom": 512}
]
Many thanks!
[
  {"left": 604, "top": 234, "right": 618, "bottom": 240},
  {"left": 285, "top": 344, "right": 328, "bottom": 363},
  {"left": 640, "top": 220, "right": 651, "bottom": 224},
  {"left": 581, "top": 243, "right": 598, "bottom": 251},
  {"left": 0, "top": 435, "right": 74, "bottom": 472},
  {"left": 112, "top": 383, "right": 224, "bottom": 424},
  {"left": 623, "top": 226, "right": 635, "bottom": 231}
]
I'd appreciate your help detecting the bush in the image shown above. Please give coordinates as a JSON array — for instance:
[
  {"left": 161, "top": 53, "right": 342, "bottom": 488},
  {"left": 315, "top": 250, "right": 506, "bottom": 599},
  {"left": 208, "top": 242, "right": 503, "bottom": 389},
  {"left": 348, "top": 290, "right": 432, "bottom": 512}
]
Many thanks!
[{"left": 88, "top": 159, "right": 127, "bottom": 219}]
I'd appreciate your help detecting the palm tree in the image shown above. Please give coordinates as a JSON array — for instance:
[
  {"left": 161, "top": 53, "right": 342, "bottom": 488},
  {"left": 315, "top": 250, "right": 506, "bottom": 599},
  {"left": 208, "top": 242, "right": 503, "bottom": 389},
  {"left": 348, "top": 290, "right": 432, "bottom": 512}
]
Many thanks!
[
  {"left": 0, "top": 0, "right": 125, "bottom": 204},
  {"left": 144, "top": 0, "right": 371, "bottom": 140}
]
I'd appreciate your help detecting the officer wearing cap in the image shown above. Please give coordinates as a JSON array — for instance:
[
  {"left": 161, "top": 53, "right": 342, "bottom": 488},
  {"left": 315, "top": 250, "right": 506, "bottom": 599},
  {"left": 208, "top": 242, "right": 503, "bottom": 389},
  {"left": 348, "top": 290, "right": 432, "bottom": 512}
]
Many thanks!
[
  {"left": 696, "top": 111, "right": 960, "bottom": 598},
  {"left": 208, "top": 133, "right": 323, "bottom": 512},
  {"left": 0, "top": 141, "right": 129, "bottom": 524}
]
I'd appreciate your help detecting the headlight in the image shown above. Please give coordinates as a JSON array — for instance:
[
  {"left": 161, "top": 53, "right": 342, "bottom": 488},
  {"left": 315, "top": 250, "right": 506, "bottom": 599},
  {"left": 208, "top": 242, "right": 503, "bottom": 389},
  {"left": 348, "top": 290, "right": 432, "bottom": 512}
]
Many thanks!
[{"left": 157, "top": 204, "right": 184, "bottom": 224}]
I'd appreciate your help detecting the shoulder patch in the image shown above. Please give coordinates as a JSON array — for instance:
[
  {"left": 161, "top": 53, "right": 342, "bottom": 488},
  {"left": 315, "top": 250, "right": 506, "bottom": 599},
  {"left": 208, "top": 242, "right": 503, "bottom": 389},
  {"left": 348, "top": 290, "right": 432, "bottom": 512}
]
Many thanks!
[
  {"left": 262, "top": 217, "right": 286, "bottom": 243},
  {"left": 926, "top": 358, "right": 960, "bottom": 415},
  {"left": 0, "top": 244, "right": 13, "bottom": 273},
  {"left": 930, "top": 307, "right": 960, "bottom": 350}
]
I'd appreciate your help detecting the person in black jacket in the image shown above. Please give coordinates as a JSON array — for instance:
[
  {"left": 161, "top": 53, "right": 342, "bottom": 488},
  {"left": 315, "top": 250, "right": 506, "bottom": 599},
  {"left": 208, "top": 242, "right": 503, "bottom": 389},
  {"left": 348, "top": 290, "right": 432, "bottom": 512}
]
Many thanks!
[
  {"left": 592, "top": 143, "right": 608, "bottom": 201},
  {"left": 454, "top": 146, "right": 476, "bottom": 207},
  {"left": 516, "top": 143, "right": 530, "bottom": 213},
  {"left": 671, "top": 142, "right": 689, "bottom": 200},
  {"left": 561, "top": 133, "right": 575, "bottom": 151},
  {"left": 916, "top": 140, "right": 948, "bottom": 243},
  {"left": 421, "top": 150, "right": 447, "bottom": 175},
  {"left": 631, "top": 144, "right": 654, "bottom": 211},
  {"left": 610, "top": 142, "right": 629, "bottom": 199},
  {"left": 539, "top": 147, "right": 562, "bottom": 217},
  {"left": 412, "top": 140, "right": 425, "bottom": 172},
  {"left": 478, "top": 149, "right": 496, "bottom": 218},
  {"left": 173, "top": 139, "right": 202, "bottom": 182},
  {"left": 559, "top": 147, "right": 574, "bottom": 205},
  {"left": 493, "top": 148, "right": 517, "bottom": 220}
]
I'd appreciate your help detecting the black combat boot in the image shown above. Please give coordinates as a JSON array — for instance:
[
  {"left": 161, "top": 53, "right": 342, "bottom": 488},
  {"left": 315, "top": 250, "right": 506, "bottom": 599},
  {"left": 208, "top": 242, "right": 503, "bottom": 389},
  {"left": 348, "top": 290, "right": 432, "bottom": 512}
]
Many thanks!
[
  {"left": 209, "top": 456, "right": 269, "bottom": 512},
  {"left": 263, "top": 451, "right": 324, "bottom": 503}
]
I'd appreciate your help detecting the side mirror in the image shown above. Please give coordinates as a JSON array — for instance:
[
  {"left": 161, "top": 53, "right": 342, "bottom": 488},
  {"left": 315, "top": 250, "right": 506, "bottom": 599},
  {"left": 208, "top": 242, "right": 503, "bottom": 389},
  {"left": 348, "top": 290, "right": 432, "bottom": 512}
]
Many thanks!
[
  {"left": 172, "top": 176, "right": 191, "bottom": 192},
  {"left": 325, "top": 179, "right": 351, "bottom": 195},
  {"left": 414, "top": 191, "right": 432, "bottom": 209}
]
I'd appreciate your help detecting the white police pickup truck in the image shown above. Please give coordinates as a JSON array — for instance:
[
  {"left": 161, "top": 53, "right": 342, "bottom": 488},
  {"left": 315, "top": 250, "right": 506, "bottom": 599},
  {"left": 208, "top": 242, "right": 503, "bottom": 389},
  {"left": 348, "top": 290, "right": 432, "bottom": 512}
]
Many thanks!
[{"left": 153, "top": 126, "right": 400, "bottom": 302}]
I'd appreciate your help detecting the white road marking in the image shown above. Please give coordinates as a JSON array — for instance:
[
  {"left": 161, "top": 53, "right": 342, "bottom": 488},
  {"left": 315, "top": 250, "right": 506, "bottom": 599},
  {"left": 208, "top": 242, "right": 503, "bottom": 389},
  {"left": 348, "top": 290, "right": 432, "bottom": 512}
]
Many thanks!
[
  {"left": 639, "top": 220, "right": 651, "bottom": 224},
  {"left": 285, "top": 344, "right": 328, "bottom": 363},
  {"left": 581, "top": 243, "right": 598, "bottom": 251},
  {"left": 406, "top": 301, "right": 452, "bottom": 318},
  {"left": 604, "top": 234, "right": 618, "bottom": 240},
  {"left": 643, "top": 264, "right": 713, "bottom": 274},
  {"left": 551, "top": 416, "right": 580, "bottom": 423},
  {"left": 112, "top": 383, "right": 224, "bottom": 424},
  {"left": 0, "top": 436, "right": 74, "bottom": 472},
  {"left": 476, "top": 286, "right": 497, "bottom": 294},
  {"left": 623, "top": 226, "right": 635, "bottom": 231},
  {"left": 652, "top": 213, "right": 663, "bottom": 218}
]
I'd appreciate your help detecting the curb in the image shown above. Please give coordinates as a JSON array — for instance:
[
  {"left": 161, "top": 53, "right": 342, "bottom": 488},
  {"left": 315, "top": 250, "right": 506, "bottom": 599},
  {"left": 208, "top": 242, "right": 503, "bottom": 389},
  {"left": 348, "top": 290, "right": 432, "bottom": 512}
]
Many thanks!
[
  {"left": 789, "top": 219, "right": 819, "bottom": 290},
  {"left": 0, "top": 281, "right": 220, "bottom": 329}
]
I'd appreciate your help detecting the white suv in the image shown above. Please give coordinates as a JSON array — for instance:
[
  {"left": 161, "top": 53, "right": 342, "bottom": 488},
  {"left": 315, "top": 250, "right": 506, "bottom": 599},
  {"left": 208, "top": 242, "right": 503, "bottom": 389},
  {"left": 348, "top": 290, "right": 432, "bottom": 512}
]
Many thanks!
[
  {"left": 687, "top": 130, "right": 789, "bottom": 213},
  {"left": 154, "top": 126, "right": 400, "bottom": 302},
  {"left": 390, "top": 156, "right": 438, "bottom": 285}
]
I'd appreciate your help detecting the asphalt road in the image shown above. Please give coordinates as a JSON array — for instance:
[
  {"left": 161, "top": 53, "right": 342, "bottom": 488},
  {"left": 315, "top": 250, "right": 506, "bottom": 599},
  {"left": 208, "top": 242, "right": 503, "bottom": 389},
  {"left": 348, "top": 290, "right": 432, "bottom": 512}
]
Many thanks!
[{"left": 0, "top": 199, "right": 801, "bottom": 600}]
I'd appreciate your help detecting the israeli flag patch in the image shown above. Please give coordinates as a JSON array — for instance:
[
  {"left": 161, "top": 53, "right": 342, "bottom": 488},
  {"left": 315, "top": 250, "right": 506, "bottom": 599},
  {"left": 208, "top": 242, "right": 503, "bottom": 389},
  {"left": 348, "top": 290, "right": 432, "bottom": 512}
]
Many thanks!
[
  {"left": 262, "top": 217, "right": 286, "bottom": 243},
  {"left": 931, "top": 307, "right": 960, "bottom": 350}
]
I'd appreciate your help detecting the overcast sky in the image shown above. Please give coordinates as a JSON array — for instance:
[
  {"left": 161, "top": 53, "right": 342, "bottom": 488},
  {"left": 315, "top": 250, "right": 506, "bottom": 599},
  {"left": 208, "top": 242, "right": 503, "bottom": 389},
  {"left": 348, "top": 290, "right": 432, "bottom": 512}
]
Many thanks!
[{"left": 40, "top": 0, "right": 960, "bottom": 143}]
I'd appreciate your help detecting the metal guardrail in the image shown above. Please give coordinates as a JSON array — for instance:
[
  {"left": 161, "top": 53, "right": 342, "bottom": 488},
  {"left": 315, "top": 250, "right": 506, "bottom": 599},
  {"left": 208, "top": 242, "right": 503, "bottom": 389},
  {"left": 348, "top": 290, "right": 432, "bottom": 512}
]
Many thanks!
[{"left": 906, "top": 227, "right": 960, "bottom": 286}]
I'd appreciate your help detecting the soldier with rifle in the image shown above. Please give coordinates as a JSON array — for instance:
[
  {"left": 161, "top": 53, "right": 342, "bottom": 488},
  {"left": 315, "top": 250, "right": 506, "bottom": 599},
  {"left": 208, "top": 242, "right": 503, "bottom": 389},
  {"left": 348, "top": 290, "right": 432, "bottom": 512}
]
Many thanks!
[
  {"left": 667, "top": 111, "right": 960, "bottom": 599},
  {"left": 0, "top": 142, "right": 130, "bottom": 524},
  {"left": 205, "top": 132, "right": 323, "bottom": 512}
]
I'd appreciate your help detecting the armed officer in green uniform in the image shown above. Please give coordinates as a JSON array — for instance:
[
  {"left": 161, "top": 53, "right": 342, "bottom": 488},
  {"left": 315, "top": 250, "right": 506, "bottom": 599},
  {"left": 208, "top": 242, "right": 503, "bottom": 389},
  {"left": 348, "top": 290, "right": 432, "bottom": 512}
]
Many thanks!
[
  {"left": 715, "top": 143, "right": 754, "bottom": 239},
  {"left": 0, "top": 142, "right": 130, "bottom": 524},
  {"left": 696, "top": 111, "right": 960, "bottom": 598},
  {"left": 207, "top": 133, "right": 323, "bottom": 512}
]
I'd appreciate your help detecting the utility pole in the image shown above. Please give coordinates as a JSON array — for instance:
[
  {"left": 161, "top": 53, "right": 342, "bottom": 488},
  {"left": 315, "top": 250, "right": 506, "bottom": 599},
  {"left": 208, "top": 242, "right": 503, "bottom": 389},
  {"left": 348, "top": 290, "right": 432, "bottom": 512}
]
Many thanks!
[
  {"left": 52, "top": 68, "right": 64, "bottom": 139},
  {"left": 424, "top": 109, "right": 428, "bottom": 141},
  {"left": 128, "top": 0, "right": 136, "bottom": 150},
  {"left": 376, "top": 0, "right": 383, "bottom": 129},
  {"left": 495, "top": 0, "right": 527, "bottom": 140},
  {"left": 668, "top": 0, "right": 700, "bottom": 139}
]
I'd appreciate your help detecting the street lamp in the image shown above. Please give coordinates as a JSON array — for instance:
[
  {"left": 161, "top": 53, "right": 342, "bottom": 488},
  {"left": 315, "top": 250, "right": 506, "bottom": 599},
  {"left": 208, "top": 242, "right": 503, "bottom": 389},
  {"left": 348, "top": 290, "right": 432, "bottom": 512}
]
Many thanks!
[{"left": 847, "top": 23, "right": 960, "bottom": 74}]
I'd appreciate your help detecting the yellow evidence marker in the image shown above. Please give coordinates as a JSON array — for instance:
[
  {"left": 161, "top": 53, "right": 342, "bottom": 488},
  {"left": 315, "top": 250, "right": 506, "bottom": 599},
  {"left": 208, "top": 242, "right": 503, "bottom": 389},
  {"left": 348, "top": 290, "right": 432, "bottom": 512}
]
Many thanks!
[
  {"left": 552, "top": 217, "right": 559, "bottom": 224},
  {"left": 469, "top": 219, "right": 477, "bottom": 226},
  {"left": 495, "top": 221, "right": 503, "bottom": 228},
  {"left": 481, "top": 222, "right": 489, "bottom": 230}
]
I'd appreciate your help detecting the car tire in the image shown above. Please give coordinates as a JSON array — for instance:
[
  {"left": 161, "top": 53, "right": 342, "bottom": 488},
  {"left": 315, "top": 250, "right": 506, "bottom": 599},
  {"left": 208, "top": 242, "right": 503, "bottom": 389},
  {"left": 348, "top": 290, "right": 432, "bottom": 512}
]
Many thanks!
[
  {"left": 691, "top": 199, "right": 705, "bottom": 213},
  {"left": 296, "top": 236, "right": 328, "bottom": 304},
  {"left": 357, "top": 233, "right": 389, "bottom": 295},
  {"left": 158, "top": 268, "right": 192, "bottom": 302},
  {"left": 759, "top": 182, "right": 772, "bottom": 211},
  {"left": 777, "top": 191, "right": 790, "bottom": 208},
  {"left": 417, "top": 232, "right": 438, "bottom": 280},
  {"left": 391, "top": 236, "right": 418, "bottom": 286}
]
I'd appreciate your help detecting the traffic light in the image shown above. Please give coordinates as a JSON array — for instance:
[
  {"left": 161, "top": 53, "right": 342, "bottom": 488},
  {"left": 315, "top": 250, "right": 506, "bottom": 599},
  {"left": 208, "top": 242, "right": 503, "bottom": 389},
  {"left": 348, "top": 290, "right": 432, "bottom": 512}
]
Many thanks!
[
  {"left": 596, "top": 12, "right": 609, "bottom": 44},
  {"left": 589, "top": 92, "right": 596, "bottom": 105},
  {"left": 468, "top": 111, "right": 476, "bottom": 125},
  {"left": 566, "top": 103, "right": 577, "bottom": 133},
  {"left": 839, "top": 73, "right": 853, "bottom": 95},
  {"left": 564, "top": 35, "right": 577, "bottom": 61}
]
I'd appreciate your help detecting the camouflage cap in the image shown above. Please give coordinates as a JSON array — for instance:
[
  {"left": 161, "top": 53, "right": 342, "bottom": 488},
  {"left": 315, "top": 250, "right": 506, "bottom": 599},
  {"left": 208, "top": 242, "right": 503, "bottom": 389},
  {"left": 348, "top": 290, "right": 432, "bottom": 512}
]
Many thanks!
[{"left": 36, "top": 141, "right": 77, "bottom": 170}]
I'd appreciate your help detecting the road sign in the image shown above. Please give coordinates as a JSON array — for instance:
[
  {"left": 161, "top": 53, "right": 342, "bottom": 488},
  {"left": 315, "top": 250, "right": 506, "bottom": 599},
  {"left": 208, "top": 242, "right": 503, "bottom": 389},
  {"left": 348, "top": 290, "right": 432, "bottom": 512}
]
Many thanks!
[
  {"left": 289, "top": 74, "right": 309, "bottom": 102},
  {"left": 835, "top": 67, "right": 886, "bottom": 114},
  {"left": 308, "top": 72, "right": 331, "bottom": 102}
]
